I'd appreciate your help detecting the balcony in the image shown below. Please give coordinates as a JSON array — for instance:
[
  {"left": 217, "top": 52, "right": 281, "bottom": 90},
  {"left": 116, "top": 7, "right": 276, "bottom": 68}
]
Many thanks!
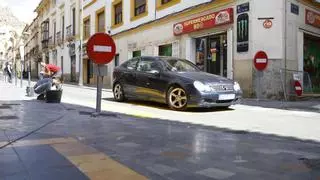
[
  {"left": 66, "top": 25, "right": 75, "bottom": 41},
  {"left": 56, "top": 31, "right": 63, "bottom": 46},
  {"left": 48, "top": 36, "right": 55, "bottom": 49}
]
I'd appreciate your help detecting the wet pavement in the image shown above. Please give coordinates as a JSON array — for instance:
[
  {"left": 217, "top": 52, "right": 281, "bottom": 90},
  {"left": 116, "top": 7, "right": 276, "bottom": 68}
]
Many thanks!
[{"left": 0, "top": 99, "right": 320, "bottom": 180}]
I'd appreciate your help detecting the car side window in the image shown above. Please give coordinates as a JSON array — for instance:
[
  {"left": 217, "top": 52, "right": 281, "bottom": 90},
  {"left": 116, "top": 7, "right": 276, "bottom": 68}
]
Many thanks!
[
  {"left": 137, "top": 60, "right": 160, "bottom": 73},
  {"left": 122, "top": 58, "right": 138, "bottom": 70}
]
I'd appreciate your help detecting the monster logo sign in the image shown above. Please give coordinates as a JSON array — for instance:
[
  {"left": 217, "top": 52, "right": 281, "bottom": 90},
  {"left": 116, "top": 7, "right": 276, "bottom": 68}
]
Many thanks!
[{"left": 237, "top": 13, "right": 249, "bottom": 52}]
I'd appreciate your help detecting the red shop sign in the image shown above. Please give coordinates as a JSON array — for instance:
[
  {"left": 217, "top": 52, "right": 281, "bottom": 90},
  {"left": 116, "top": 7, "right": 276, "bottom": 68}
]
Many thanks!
[
  {"left": 173, "top": 8, "right": 234, "bottom": 36},
  {"left": 306, "top": 9, "right": 320, "bottom": 29}
]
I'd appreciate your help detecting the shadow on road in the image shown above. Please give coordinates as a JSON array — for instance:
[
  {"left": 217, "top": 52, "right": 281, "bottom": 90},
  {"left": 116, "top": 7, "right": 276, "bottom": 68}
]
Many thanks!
[{"left": 103, "top": 97, "right": 235, "bottom": 113}]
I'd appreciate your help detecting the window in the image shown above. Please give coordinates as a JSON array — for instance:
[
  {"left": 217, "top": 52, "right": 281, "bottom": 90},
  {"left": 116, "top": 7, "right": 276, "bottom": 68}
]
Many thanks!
[
  {"left": 133, "top": 50, "right": 141, "bottom": 57},
  {"left": 114, "top": 54, "right": 119, "bottom": 67},
  {"left": 159, "top": 44, "right": 172, "bottom": 56},
  {"left": 137, "top": 59, "right": 160, "bottom": 73},
  {"left": 114, "top": 2, "right": 122, "bottom": 25},
  {"left": 161, "top": 0, "right": 172, "bottom": 4},
  {"left": 72, "top": 8, "right": 76, "bottom": 35},
  {"left": 61, "top": 15, "right": 64, "bottom": 40},
  {"left": 97, "top": 10, "right": 105, "bottom": 32},
  {"left": 134, "top": 0, "right": 146, "bottom": 16},
  {"left": 121, "top": 58, "right": 138, "bottom": 70},
  {"left": 53, "top": 21, "right": 56, "bottom": 44},
  {"left": 156, "top": 0, "right": 180, "bottom": 10},
  {"left": 84, "top": 17, "right": 90, "bottom": 39}
]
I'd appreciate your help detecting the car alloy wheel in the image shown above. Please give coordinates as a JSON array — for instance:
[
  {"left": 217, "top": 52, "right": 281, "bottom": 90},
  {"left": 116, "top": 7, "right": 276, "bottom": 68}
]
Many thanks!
[
  {"left": 113, "top": 83, "right": 125, "bottom": 102},
  {"left": 168, "top": 87, "right": 188, "bottom": 110}
]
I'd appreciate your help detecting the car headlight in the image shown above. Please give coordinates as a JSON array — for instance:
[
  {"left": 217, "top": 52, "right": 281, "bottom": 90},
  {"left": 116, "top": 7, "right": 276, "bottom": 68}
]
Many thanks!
[
  {"left": 234, "top": 82, "right": 241, "bottom": 91},
  {"left": 194, "top": 81, "right": 211, "bottom": 92}
]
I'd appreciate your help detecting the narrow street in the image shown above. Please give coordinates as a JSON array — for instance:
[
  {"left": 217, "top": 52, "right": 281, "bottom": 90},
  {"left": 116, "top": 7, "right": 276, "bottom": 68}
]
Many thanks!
[{"left": 0, "top": 79, "right": 320, "bottom": 179}]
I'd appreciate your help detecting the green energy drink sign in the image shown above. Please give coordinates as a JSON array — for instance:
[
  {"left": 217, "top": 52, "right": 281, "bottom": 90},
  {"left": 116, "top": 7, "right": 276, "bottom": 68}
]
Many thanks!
[{"left": 237, "top": 13, "right": 249, "bottom": 52}]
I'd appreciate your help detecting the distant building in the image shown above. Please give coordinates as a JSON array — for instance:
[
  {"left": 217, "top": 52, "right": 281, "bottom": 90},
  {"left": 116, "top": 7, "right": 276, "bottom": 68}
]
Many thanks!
[{"left": 25, "top": 0, "right": 81, "bottom": 82}]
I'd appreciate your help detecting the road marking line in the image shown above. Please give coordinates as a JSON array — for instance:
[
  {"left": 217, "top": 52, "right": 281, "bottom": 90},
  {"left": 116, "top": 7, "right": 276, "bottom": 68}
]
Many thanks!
[{"left": 53, "top": 141, "right": 147, "bottom": 180}]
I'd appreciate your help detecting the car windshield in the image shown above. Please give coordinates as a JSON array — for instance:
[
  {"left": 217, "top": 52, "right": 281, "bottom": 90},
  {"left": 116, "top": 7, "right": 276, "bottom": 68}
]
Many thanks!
[{"left": 163, "top": 58, "right": 200, "bottom": 72}]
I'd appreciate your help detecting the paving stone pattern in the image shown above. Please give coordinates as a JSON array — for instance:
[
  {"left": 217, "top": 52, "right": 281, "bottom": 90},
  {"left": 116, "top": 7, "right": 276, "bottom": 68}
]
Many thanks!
[{"left": 0, "top": 100, "right": 320, "bottom": 179}]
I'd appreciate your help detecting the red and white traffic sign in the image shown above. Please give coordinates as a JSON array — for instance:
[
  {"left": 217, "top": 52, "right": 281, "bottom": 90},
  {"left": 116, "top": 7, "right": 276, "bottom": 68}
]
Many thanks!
[
  {"left": 86, "top": 33, "right": 116, "bottom": 65},
  {"left": 294, "top": 81, "right": 303, "bottom": 96},
  {"left": 254, "top": 51, "right": 268, "bottom": 71}
]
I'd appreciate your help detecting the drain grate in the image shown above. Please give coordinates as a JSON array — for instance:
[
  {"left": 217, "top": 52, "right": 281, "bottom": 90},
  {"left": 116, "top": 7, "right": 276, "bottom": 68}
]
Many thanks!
[
  {"left": 299, "top": 158, "right": 320, "bottom": 170},
  {"left": 0, "top": 105, "right": 11, "bottom": 109},
  {"left": 0, "top": 116, "right": 19, "bottom": 120}
]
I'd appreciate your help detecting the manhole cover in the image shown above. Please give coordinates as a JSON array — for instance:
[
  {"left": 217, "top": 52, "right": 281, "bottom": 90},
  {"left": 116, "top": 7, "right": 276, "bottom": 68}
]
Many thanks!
[
  {"left": 299, "top": 158, "right": 320, "bottom": 170},
  {"left": 0, "top": 116, "right": 19, "bottom": 120},
  {"left": 0, "top": 105, "right": 11, "bottom": 109}
]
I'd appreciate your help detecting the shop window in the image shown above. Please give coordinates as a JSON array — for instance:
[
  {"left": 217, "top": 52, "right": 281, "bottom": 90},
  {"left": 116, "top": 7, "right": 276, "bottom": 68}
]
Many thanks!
[
  {"left": 84, "top": 17, "right": 90, "bottom": 40},
  {"left": 96, "top": 8, "right": 105, "bottom": 32},
  {"left": 159, "top": 44, "right": 172, "bottom": 56},
  {"left": 114, "top": 54, "right": 119, "bottom": 67},
  {"left": 156, "top": 0, "right": 180, "bottom": 11},
  {"left": 133, "top": 50, "right": 141, "bottom": 57},
  {"left": 304, "top": 34, "right": 320, "bottom": 93}
]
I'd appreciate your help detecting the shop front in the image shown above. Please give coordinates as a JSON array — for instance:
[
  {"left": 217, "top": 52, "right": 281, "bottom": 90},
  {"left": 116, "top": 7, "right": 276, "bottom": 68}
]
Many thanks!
[
  {"left": 174, "top": 8, "right": 233, "bottom": 78},
  {"left": 304, "top": 9, "right": 320, "bottom": 93}
]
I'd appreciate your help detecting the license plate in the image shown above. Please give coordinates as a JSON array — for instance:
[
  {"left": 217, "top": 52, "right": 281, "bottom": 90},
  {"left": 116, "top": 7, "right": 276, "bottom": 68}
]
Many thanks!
[{"left": 219, "top": 94, "right": 235, "bottom": 100}]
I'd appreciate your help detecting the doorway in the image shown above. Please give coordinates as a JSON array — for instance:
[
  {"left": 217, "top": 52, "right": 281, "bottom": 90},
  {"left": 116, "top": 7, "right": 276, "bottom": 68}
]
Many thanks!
[
  {"left": 304, "top": 33, "right": 320, "bottom": 93},
  {"left": 195, "top": 33, "right": 228, "bottom": 77},
  {"left": 71, "top": 55, "right": 76, "bottom": 82}
]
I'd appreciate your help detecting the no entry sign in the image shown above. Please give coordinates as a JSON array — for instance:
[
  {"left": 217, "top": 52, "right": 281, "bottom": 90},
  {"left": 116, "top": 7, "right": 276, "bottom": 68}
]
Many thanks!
[
  {"left": 87, "top": 33, "right": 116, "bottom": 65},
  {"left": 294, "top": 81, "right": 303, "bottom": 96},
  {"left": 254, "top": 51, "right": 268, "bottom": 71}
]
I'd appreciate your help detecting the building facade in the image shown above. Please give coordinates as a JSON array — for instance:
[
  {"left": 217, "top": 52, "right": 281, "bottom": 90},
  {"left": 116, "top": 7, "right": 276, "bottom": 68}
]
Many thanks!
[
  {"left": 25, "top": 0, "right": 82, "bottom": 83},
  {"left": 24, "top": 0, "right": 320, "bottom": 98},
  {"left": 81, "top": 0, "right": 320, "bottom": 98}
]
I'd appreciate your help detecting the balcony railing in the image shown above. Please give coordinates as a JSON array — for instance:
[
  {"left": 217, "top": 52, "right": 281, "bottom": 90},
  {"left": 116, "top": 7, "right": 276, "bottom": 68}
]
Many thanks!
[
  {"left": 57, "top": 31, "right": 63, "bottom": 46},
  {"left": 66, "top": 25, "right": 75, "bottom": 41}
]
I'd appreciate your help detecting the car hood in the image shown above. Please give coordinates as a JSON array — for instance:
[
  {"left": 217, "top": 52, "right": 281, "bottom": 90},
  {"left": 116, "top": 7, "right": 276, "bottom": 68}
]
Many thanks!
[{"left": 171, "top": 71, "right": 233, "bottom": 84}]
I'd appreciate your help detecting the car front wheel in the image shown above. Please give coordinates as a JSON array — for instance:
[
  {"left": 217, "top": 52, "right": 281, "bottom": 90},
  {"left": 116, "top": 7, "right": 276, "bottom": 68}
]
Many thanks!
[
  {"left": 167, "top": 86, "right": 188, "bottom": 111},
  {"left": 113, "top": 83, "right": 125, "bottom": 102}
]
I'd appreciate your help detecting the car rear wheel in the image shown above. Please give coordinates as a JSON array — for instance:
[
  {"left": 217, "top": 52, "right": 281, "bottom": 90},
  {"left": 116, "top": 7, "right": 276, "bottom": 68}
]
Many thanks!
[
  {"left": 113, "top": 83, "right": 125, "bottom": 102},
  {"left": 167, "top": 86, "right": 188, "bottom": 111}
]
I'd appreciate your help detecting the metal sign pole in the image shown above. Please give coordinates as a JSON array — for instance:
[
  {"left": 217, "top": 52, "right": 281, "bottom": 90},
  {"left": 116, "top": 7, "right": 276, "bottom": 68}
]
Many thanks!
[
  {"left": 257, "top": 71, "right": 263, "bottom": 101},
  {"left": 94, "top": 64, "right": 103, "bottom": 115}
]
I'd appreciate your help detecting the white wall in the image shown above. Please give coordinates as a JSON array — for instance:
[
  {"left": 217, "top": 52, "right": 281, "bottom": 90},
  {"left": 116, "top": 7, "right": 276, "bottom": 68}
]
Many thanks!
[{"left": 251, "top": 0, "right": 284, "bottom": 60}]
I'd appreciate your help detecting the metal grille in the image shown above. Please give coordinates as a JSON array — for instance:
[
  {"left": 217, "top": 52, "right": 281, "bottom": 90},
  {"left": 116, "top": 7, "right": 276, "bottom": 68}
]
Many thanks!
[{"left": 209, "top": 84, "right": 234, "bottom": 92}]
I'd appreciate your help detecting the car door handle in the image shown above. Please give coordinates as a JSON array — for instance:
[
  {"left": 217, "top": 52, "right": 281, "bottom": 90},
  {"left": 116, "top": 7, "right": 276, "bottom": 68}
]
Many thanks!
[{"left": 146, "top": 82, "right": 150, "bottom": 86}]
